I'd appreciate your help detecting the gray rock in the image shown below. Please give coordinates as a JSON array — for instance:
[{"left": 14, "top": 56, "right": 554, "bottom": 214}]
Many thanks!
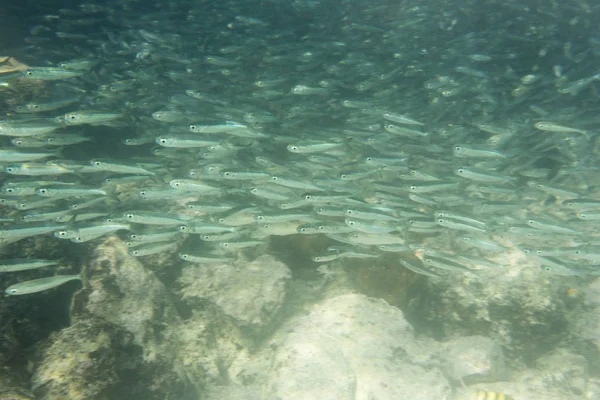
[
  {"left": 30, "top": 320, "right": 135, "bottom": 400},
  {"left": 415, "top": 249, "right": 570, "bottom": 364},
  {"left": 67, "top": 236, "right": 192, "bottom": 399},
  {"left": 179, "top": 254, "right": 291, "bottom": 330},
  {"left": 441, "top": 335, "right": 506, "bottom": 384},
  {"left": 79, "top": 236, "right": 182, "bottom": 363}
]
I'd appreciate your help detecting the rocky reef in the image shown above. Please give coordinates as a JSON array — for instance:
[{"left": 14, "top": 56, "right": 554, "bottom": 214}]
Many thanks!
[{"left": 1, "top": 236, "right": 600, "bottom": 400}]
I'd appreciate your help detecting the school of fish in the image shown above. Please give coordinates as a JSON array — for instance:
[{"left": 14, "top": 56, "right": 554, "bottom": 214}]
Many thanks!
[{"left": 1, "top": 0, "right": 600, "bottom": 295}]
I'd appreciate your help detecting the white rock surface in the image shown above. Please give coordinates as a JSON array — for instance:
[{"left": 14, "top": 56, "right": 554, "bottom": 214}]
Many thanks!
[
  {"left": 261, "top": 293, "right": 451, "bottom": 400},
  {"left": 441, "top": 335, "right": 506, "bottom": 384}
]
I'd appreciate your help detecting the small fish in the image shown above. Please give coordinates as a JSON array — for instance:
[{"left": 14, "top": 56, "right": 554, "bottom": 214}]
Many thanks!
[
  {"left": 124, "top": 211, "right": 189, "bottom": 226},
  {"left": 57, "top": 110, "right": 123, "bottom": 126},
  {"left": 89, "top": 160, "right": 156, "bottom": 175},
  {"left": 0, "top": 148, "right": 60, "bottom": 162},
  {"left": 14, "top": 97, "right": 80, "bottom": 113},
  {"left": 189, "top": 122, "right": 247, "bottom": 133},
  {"left": 382, "top": 112, "right": 424, "bottom": 126},
  {"left": 5, "top": 274, "right": 82, "bottom": 295},
  {"left": 20, "top": 67, "right": 84, "bottom": 80},
  {"left": 0, "top": 258, "right": 59, "bottom": 273},
  {"left": 57, "top": 58, "right": 100, "bottom": 70},
  {"left": 287, "top": 141, "right": 347, "bottom": 154},
  {"left": 534, "top": 121, "right": 588, "bottom": 136},
  {"left": 291, "top": 85, "right": 330, "bottom": 95},
  {"left": 130, "top": 241, "right": 179, "bottom": 257},
  {"left": 179, "top": 253, "right": 233, "bottom": 263},
  {"left": 453, "top": 145, "right": 506, "bottom": 159},
  {"left": 0, "top": 119, "right": 61, "bottom": 137},
  {"left": 4, "top": 162, "right": 75, "bottom": 176},
  {"left": 454, "top": 167, "right": 512, "bottom": 183}
]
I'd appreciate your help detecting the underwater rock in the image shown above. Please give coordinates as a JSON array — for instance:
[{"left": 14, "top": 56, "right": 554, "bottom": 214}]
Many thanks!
[
  {"left": 175, "top": 254, "right": 291, "bottom": 389},
  {"left": 508, "top": 348, "right": 590, "bottom": 400},
  {"left": 67, "top": 236, "right": 191, "bottom": 398},
  {"left": 0, "top": 373, "right": 33, "bottom": 400},
  {"left": 75, "top": 236, "right": 182, "bottom": 362},
  {"left": 441, "top": 335, "right": 506, "bottom": 384},
  {"left": 416, "top": 249, "right": 570, "bottom": 364},
  {"left": 179, "top": 254, "right": 291, "bottom": 331},
  {"left": 30, "top": 320, "right": 135, "bottom": 400},
  {"left": 260, "top": 293, "right": 450, "bottom": 400}
]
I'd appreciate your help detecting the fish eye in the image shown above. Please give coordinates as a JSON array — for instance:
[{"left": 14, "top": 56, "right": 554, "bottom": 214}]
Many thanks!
[
  {"left": 438, "top": 218, "right": 444, "bottom": 223},
  {"left": 454, "top": 146, "right": 462, "bottom": 151},
  {"left": 222, "top": 242, "right": 230, "bottom": 247},
  {"left": 6, "top": 188, "right": 14, "bottom": 193},
  {"left": 256, "top": 215, "right": 265, "bottom": 221},
  {"left": 409, "top": 185, "right": 417, "bottom": 191},
  {"left": 527, "top": 220, "right": 535, "bottom": 225},
  {"left": 202, "top": 235, "right": 210, "bottom": 240},
  {"left": 365, "top": 157, "right": 372, "bottom": 162},
  {"left": 223, "top": 171, "right": 232, "bottom": 177},
  {"left": 8, "top": 288, "right": 18, "bottom": 294},
  {"left": 159, "top": 138, "right": 167, "bottom": 144},
  {"left": 271, "top": 176, "right": 278, "bottom": 182},
  {"left": 578, "top": 213, "right": 588, "bottom": 219},
  {"left": 340, "top": 174, "right": 347, "bottom": 179},
  {"left": 457, "top": 168, "right": 464, "bottom": 174},
  {"left": 189, "top": 125, "right": 197, "bottom": 131},
  {"left": 58, "top": 231, "right": 67, "bottom": 237},
  {"left": 304, "top": 194, "right": 312, "bottom": 200},
  {"left": 69, "top": 114, "right": 77, "bottom": 120},
  {"left": 289, "top": 145, "right": 298, "bottom": 151},
  {"left": 13, "top": 140, "right": 23, "bottom": 146},
  {"left": 93, "top": 161, "right": 101, "bottom": 166},
  {"left": 299, "top": 228, "right": 307, "bottom": 233},
  {"left": 172, "top": 181, "right": 180, "bottom": 187},
  {"left": 410, "top": 170, "right": 417, "bottom": 175},
  {"left": 347, "top": 220, "right": 355, "bottom": 226},
  {"left": 26, "top": 70, "right": 33, "bottom": 76},
  {"left": 39, "top": 188, "right": 47, "bottom": 194},
  {"left": 314, "top": 256, "right": 322, "bottom": 261},
  {"left": 250, "top": 188, "right": 258, "bottom": 194},
  {"left": 5, "top": 167, "right": 13, "bottom": 173},
  {"left": 139, "top": 190, "right": 147, "bottom": 196},
  {"left": 218, "top": 218, "right": 225, "bottom": 223},
  {"left": 179, "top": 225, "right": 188, "bottom": 232},
  {"left": 132, "top": 250, "right": 139, "bottom": 256},
  {"left": 126, "top": 213, "right": 135, "bottom": 219},
  {"left": 318, "top": 225, "right": 325, "bottom": 230},
  {"left": 541, "top": 265, "right": 552, "bottom": 272},
  {"left": 180, "top": 254, "right": 189, "bottom": 259},
  {"left": 346, "top": 209, "right": 353, "bottom": 215}
]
